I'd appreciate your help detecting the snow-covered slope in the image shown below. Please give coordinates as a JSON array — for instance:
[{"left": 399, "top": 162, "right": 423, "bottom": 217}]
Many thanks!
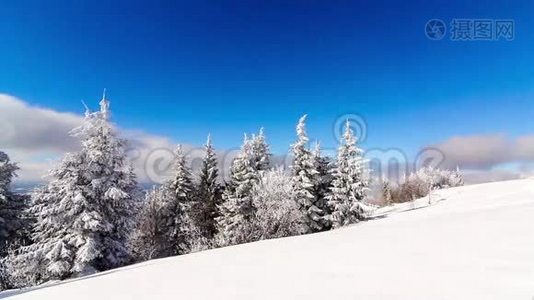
[{"left": 4, "top": 179, "right": 534, "bottom": 299}]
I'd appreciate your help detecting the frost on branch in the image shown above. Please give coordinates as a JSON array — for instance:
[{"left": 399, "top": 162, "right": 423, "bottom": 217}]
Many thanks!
[
  {"left": 250, "top": 168, "right": 307, "bottom": 240},
  {"left": 383, "top": 166, "right": 464, "bottom": 204},
  {"left": 326, "top": 120, "right": 372, "bottom": 228},
  {"left": 290, "top": 115, "right": 320, "bottom": 233},
  {"left": 216, "top": 135, "right": 258, "bottom": 246},
  {"left": 6, "top": 96, "right": 140, "bottom": 285},
  {"left": 0, "top": 151, "right": 31, "bottom": 290},
  {"left": 191, "top": 135, "right": 222, "bottom": 240}
]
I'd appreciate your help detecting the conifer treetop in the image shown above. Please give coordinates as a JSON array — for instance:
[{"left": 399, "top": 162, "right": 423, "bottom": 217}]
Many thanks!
[
  {"left": 343, "top": 119, "right": 355, "bottom": 146},
  {"left": 313, "top": 141, "right": 321, "bottom": 157},
  {"left": 99, "top": 88, "right": 110, "bottom": 120},
  {"left": 206, "top": 134, "right": 212, "bottom": 148},
  {"left": 296, "top": 114, "right": 309, "bottom": 144}
]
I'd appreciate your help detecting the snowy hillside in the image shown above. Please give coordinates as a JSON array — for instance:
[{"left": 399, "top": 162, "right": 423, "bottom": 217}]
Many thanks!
[{"left": 3, "top": 179, "right": 534, "bottom": 299}]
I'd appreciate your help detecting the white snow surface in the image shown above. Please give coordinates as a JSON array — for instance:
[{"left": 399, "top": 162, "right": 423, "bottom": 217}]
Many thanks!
[{"left": 4, "top": 179, "right": 534, "bottom": 299}]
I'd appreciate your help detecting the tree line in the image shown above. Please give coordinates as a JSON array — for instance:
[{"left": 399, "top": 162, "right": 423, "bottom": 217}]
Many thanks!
[{"left": 0, "top": 96, "right": 461, "bottom": 290}]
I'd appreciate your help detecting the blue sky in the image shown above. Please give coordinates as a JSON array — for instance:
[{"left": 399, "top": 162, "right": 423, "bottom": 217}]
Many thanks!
[{"left": 1, "top": 1, "right": 534, "bottom": 176}]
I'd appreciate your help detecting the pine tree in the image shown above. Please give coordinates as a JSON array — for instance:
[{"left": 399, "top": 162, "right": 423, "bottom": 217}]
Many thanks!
[
  {"left": 169, "top": 145, "right": 198, "bottom": 254},
  {"left": 8, "top": 94, "right": 140, "bottom": 284},
  {"left": 193, "top": 135, "right": 222, "bottom": 240},
  {"left": 131, "top": 145, "right": 207, "bottom": 260},
  {"left": 130, "top": 185, "right": 175, "bottom": 261},
  {"left": 382, "top": 175, "right": 392, "bottom": 206},
  {"left": 327, "top": 120, "right": 371, "bottom": 228},
  {"left": 449, "top": 166, "right": 464, "bottom": 187},
  {"left": 310, "top": 142, "right": 333, "bottom": 231},
  {"left": 291, "top": 115, "right": 319, "bottom": 232},
  {"left": 175, "top": 205, "right": 211, "bottom": 254},
  {"left": 217, "top": 135, "right": 258, "bottom": 246},
  {"left": 0, "top": 151, "right": 29, "bottom": 257},
  {"left": 170, "top": 145, "right": 194, "bottom": 203},
  {"left": 250, "top": 128, "right": 271, "bottom": 172},
  {"left": 0, "top": 151, "right": 31, "bottom": 290}
]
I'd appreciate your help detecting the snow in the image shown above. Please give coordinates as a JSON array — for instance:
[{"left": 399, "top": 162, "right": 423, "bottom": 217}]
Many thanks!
[
  {"left": 6, "top": 98, "right": 139, "bottom": 283},
  {"left": 4, "top": 179, "right": 534, "bottom": 299}
]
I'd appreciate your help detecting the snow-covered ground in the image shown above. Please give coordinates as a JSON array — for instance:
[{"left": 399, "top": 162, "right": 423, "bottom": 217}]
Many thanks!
[{"left": 3, "top": 179, "right": 534, "bottom": 299}]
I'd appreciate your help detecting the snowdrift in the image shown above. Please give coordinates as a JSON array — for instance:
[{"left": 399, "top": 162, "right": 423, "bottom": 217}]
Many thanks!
[{"left": 3, "top": 179, "right": 534, "bottom": 299}]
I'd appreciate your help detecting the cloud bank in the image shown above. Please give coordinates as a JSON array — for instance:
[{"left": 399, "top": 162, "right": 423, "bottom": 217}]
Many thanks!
[
  {"left": 2, "top": 93, "right": 532, "bottom": 186},
  {"left": 429, "top": 135, "right": 534, "bottom": 183},
  {"left": 0, "top": 94, "right": 182, "bottom": 183},
  {"left": 430, "top": 134, "right": 534, "bottom": 169},
  {"left": 0, "top": 94, "right": 240, "bottom": 184},
  {"left": 0, "top": 95, "right": 82, "bottom": 152},
  {"left": 1, "top": 95, "right": 82, "bottom": 181}
]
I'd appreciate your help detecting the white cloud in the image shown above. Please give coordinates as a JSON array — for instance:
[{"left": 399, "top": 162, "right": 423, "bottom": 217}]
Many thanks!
[
  {"left": 0, "top": 94, "right": 239, "bottom": 184},
  {"left": 127, "top": 132, "right": 242, "bottom": 184},
  {"left": 514, "top": 136, "right": 534, "bottom": 161},
  {"left": 430, "top": 134, "right": 534, "bottom": 170},
  {"left": 0, "top": 94, "right": 186, "bottom": 183},
  {"left": 0, "top": 95, "right": 82, "bottom": 152},
  {"left": 431, "top": 135, "right": 511, "bottom": 169},
  {"left": 0, "top": 95, "right": 83, "bottom": 181},
  {"left": 425, "top": 134, "right": 534, "bottom": 184}
]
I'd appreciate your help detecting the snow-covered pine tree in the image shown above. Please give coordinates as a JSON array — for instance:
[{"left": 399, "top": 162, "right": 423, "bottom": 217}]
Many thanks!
[
  {"left": 0, "top": 151, "right": 29, "bottom": 257},
  {"left": 131, "top": 144, "right": 208, "bottom": 260},
  {"left": 250, "top": 128, "right": 271, "bottom": 172},
  {"left": 176, "top": 205, "right": 212, "bottom": 254},
  {"left": 291, "top": 115, "right": 319, "bottom": 232},
  {"left": 130, "top": 184, "right": 175, "bottom": 261},
  {"left": 381, "top": 175, "right": 392, "bottom": 206},
  {"left": 310, "top": 142, "right": 333, "bottom": 231},
  {"left": 217, "top": 135, "right": 258, "bottom": 246},
  {"left": 0, "top": 151, "right": 18, "bottom": 201},
  {"left": 449, "top": 166, "right": 464, "bottom": 187},
  {"left": 327, "top": 120, "right": 371, "bottom": 228},
  {"left": 193, "top": 135, "right": 222, "bottom": 240},
  {"left": 169, "top": 145, "right": 199, "bottom": 254},
  {"left": 8, "top": 94, "right": 140, "bottom": 285},
  {"left": 170, "top": 145, "right": 194, "bottom": 203},
  {"left": 0, "top": 151, "right": 31, "bottom": 290}
]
